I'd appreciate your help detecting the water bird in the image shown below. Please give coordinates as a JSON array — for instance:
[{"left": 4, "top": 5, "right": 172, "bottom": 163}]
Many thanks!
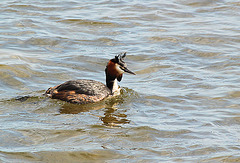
[{"left": 45, "top": 52, "right": 135, "bottom": 104}]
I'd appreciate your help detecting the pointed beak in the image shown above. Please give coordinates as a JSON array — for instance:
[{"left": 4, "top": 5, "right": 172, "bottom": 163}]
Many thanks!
[{"left": 122, "top": 66, "right": 136, "bottom": 75}]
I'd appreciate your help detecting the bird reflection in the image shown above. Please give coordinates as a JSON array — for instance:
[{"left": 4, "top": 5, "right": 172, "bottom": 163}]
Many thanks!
[
  {"left": 100, "top": 107, "right": 130, "bottom": 127},
  {"left": 59, "top": 95, "right": 130, "bottom": 127}
]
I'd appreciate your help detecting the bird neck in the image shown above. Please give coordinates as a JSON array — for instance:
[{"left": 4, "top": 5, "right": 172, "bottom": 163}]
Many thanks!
[
  {"left": 105, "top": 62, "right": 122, "bottom": 95},
  {"left": 106, "top": 75, "right": 119, "bottom": 94}
]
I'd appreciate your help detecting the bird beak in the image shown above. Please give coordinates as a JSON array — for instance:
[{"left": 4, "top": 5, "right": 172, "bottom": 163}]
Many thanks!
[{"left": 122, "top": 66, "right": 136, "bottom": 75}]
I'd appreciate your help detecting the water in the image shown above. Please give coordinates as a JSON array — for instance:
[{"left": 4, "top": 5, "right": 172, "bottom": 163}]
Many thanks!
[{"left": 0, "top": 0, "right": 240, "bottom": 162}]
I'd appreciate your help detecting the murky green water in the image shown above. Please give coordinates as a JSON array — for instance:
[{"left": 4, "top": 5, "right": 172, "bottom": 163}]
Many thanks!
[{"left": 0, "top": 0, "right": 240, "bottom": 162}]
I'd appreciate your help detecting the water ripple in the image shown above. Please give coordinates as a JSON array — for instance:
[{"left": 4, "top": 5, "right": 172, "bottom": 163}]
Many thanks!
[{"left": 0, "top": 0, "right": 240, "bottom": 162}]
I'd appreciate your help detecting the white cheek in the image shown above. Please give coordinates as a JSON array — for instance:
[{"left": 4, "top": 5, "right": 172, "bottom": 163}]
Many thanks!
[{"left": 115, "top": 65, "right": 124, "bottom": 74}]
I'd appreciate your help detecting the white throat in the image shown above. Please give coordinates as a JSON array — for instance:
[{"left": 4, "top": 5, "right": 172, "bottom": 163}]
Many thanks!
[{"left": 112, "top": 78, "right": 121, "bottom": 96}]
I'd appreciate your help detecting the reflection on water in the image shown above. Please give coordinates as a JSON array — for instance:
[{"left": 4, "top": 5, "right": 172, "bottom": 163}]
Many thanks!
[
  {"left": 1, "top": 0, "right": 240, "bottom": 162},
  {"left": 60, "top": 103, "right": 130, "bottom": 127},
  {"left": 7, "top": 88, "right": 135, "bottom": 128},
  {"left": 59, "top": 88, "right": 133, "bottom": 127},
  {"left": 100, "top": 107, "right": 130, "bottom": 127}
]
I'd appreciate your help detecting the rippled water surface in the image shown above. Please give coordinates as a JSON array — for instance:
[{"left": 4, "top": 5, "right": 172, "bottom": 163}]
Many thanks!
[{"left": 1, "top": 0, "right": 240, "bottom": 162}]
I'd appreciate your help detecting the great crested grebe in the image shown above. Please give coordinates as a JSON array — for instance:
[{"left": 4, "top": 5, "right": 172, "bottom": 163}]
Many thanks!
[{"left": 45, "top": 52, "right": 135, "bottom": 104}]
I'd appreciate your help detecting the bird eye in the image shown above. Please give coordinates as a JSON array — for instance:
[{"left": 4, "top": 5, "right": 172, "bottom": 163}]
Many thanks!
[
  {"left": 120, "top": 66, "right": 124, "bottom": 70},
  {"left": 118, "top": 62, "right": 125, "bottom": 67}
]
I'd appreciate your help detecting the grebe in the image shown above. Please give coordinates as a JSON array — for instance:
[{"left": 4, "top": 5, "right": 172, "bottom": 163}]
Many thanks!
[{"left": 45, "top": 53, "right": 135, "bottom": 104}]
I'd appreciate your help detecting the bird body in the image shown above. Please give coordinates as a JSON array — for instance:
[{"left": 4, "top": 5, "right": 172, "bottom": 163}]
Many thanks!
[{"left": 45, "top": 53, "right": 135, "bottom": 104}]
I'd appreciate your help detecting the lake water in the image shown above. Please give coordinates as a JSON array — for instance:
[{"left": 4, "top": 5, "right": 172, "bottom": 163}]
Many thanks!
[{"left": 0, "top": 0, "right": 240, "bottom": 162}]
